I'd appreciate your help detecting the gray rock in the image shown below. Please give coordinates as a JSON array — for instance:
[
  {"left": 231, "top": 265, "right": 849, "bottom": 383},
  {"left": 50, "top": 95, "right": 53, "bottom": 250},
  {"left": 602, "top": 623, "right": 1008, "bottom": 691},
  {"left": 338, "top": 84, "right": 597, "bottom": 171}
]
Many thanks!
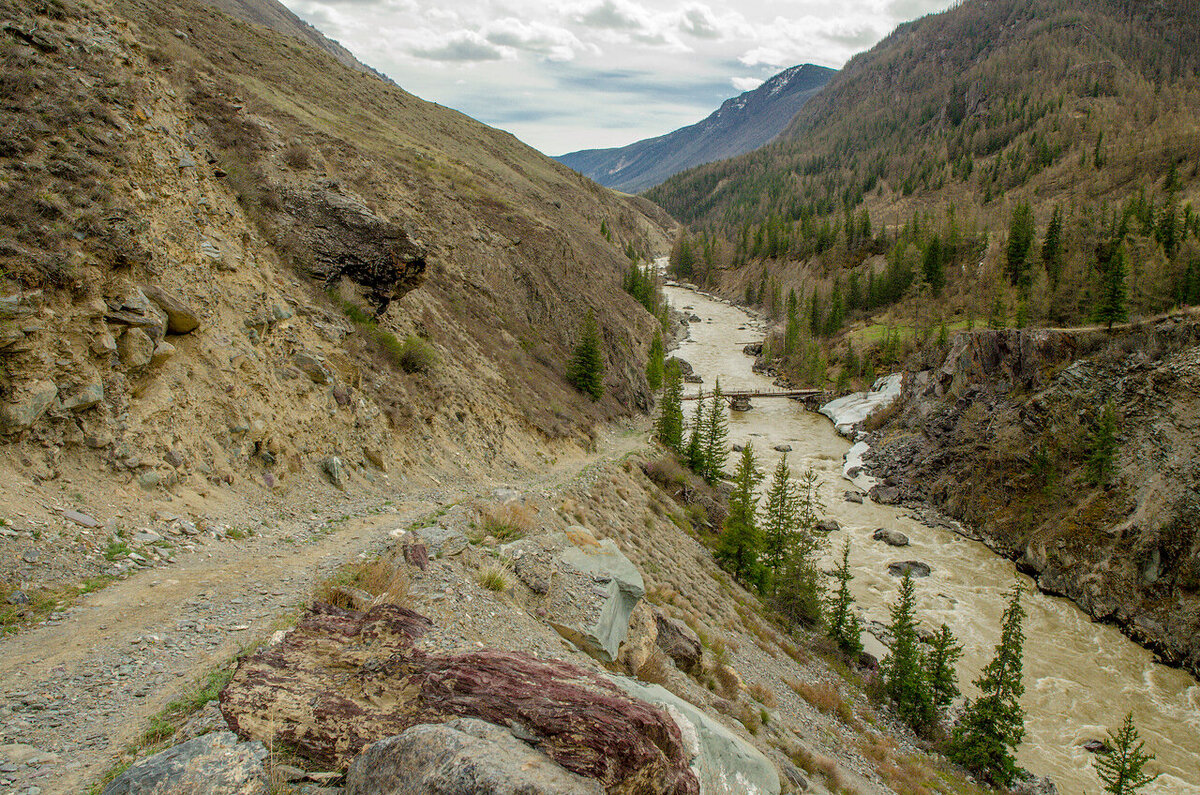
[
  {"left": 294, "top": 351, "right": 334, "bottom": 385},
  {"left": 844, "top": 491, "right": 864, "bottom": 504},
  {"left": 344, "top": 718, "right": 603, "bottom": 795},
  {"left": 138, "top": 470, "right": 162, "bottom": 489},
  {"left": 102, "top": 731, "right": 268, "bottom": 795},
  {"left": 773, "top": 445, "right": 792, "bottom": 453},
  {"left": 177, "top": 152, "right": 197, "bottom": 169},
  {"left": 142, "top": 285, "right": 201, "bottom": 334},
  {"left": 887, "top": 560, "right": 931, "bottom": 578},
  {"left": 151, "top": 341, "right": 176, "bottom": 367},
  {"left": 119, "top": 328, "right": 156, "bottom": 369},
  {"left": 654, "top": 611, "right": 702, "bottom": 674},
  {"left": 62, "top": 509, "right": 99, "bottom": 528},
  {"left": 6, "top": 590, "right": 28, "bottom": 605},
  {"left": 175, "top": 702, "right": 231, "bottom": 742},
  {"left": 492, "top": 488, "right": 521, "bottom": 503},
  {"left": 868, "top": 485, "right": 901, "bottom": 505},
  {"left": 815, "top": 519, "right": 840, "bottom": 534},
  {"left": 62, "top": 383, "right": 104, "bottom": 412},
  {"left": 606, "top": 675, "right": 780, "bottom": 795},
  {"left": 415, "top": 524, "right": 469, "bottom": 558},
  {"left": 106, "top": 289, "right": 168, "bottom": 339},
  {"left": 322, "top": 456, "right": 345, "bottom": 489},
  {"left": 873, "top": 528, "right": 910, "bottom": 547},
  {"left": 504, "top": 527, "right": 644, "bottom": 662},
  {"left": 1, "top": 380, "right": 57, "bottom": 433}
]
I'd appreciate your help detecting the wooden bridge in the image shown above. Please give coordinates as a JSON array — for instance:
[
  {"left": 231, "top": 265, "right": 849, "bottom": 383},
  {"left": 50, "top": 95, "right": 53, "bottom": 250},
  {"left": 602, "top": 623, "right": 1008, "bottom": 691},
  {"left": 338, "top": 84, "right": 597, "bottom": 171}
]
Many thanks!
[{"left": 682, "top": 388, "right": 822, "bottom": 411}]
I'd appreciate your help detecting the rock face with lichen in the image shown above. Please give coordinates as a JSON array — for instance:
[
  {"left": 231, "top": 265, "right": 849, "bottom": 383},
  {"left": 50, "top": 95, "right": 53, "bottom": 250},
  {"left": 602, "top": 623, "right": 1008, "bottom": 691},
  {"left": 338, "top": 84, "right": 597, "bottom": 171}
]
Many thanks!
[{"left": 219, "top": 603, "right": 698, "bottom": 794}]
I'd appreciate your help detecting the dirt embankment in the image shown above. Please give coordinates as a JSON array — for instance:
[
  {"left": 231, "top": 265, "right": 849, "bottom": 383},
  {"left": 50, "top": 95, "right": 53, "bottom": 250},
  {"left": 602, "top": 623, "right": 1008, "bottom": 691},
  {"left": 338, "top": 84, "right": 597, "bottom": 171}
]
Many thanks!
[{"left": 864, "top": 321, "right": 1200, "bottom": 677}]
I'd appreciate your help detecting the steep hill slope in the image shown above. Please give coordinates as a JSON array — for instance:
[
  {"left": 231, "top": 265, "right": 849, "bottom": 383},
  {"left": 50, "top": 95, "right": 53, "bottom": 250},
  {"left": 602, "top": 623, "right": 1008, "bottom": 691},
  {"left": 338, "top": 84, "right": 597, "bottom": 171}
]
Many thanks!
[
  {"left": 0, "top": 0, "right": 674, "bottom": 597},
  {"left": 557, "top": 64, "right": 834, "bottom": 194}
]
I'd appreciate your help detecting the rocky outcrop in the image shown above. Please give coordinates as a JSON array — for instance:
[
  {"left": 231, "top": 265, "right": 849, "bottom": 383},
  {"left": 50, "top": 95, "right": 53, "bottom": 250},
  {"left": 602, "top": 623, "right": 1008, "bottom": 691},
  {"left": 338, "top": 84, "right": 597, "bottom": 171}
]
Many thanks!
[
  {"left": 654, "top": 612, "right": 702, "bottom": 674},
  {"left": 220, "top": 603, "right": 697, "bottom": 794},
  {"left": 867, "top": 323, "right": 1200, "bottom": 676},
  {"left": 503, "top": 526, "right": 645, "bottom": 662},
  {"left": 344, "top": 718, "right": 605, "bottom": 795},
  {"left": 606, "top": 676, "right": 781, "bottom": 795},
  {"left": 102, "top": 731, "right": 268, "bottom": 795},
  {"left": 279, "top": 187, "right": 426, "bottom": 314}
]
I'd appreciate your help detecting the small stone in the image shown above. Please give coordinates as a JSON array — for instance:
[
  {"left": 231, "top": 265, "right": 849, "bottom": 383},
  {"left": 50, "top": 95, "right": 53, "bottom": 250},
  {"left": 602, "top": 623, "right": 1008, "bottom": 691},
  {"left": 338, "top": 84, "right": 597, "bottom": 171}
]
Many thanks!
[
  {"left": 6, "top": 590, "right": 28, "bottom": 605},
  {"left": 141, "top": 285, "right": 201, "bottom": 334},
  {"left": 138, "top": 470, "right": 162, "bottom": 489},
  {"left": 21, "top": 550, "right": 38, "bottom": 563},
  {"left": 150, "top": 341, "right": 176, "bottom": 366},
  {"left": 294, "top": 352, "right": 334, "bottom": 385},
  {"left": 164, "top": 449, "right": 185, "bottom": 468},
  {"left": 61, "top": 509, "right": 99, "bottom": 528},
  {"left": 177, "top": 153, "right": 197, "bottom": 169},
  {"left": 773, "top": 444, "right": 792, "bottom": 453},
  {"left": 118, "top": 328, "right": 155, "bottom": 369},
  {"left": 61, "top": 384, "right": 104, "bottom": 413},
  {"left": 844, "top": 491, "right": 864, "bottom": 504},
  {"left": 321, "top": 456, "right": 345, "bottom": 489}
]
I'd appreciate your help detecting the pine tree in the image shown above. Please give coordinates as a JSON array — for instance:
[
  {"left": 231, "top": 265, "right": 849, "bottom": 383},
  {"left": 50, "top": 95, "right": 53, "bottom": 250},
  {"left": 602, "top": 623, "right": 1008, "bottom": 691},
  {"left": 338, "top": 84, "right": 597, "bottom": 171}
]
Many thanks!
[
  {"left": 685, "top": 390, "right": 706, "bottom": 472},
  {"left": 566, "top": 311, "right": 604, "bottom": 400},
  {"left": 925, "top": 624, "right": 962, "bottom": 714},
  {"left": 1087, "top": 401, "right": 1119, "bottom": 487},
  {"left": 770, "top": 466, "right": 827, "bottom": 627},
  {"left": 1006, "top": 202, "right": 1036, "bottom": 289},
  {"left": 761, "top": 454, "right": 797, "bottom": 581},
  {"left": 1094, "top": 712, "right": 1160, "bottom": 794},
  {"left": 1093, "top": 246, "right": 1129, "bottom": 330},
  {"left": 716, "top": 443, "right": 763, "bottom": 583},
  {"left": 949, "top": 582, "right": 1027, "bottom": 787},
  {"left": 646, "top": 331, "right": 664, "bottom": 391},
  {"left": 827, "top": 539, "right": 863, "bottom": 656},
  {"left": 654, "top": 360, "right": 684, "bottom": 452},
  {"left": 882, "top": 572, "right": 934, "bottom": 733},
  {"left": 784, "top": 291, "right": 801, "bottom": 356},
  {"left": 700, "top": 380, "right": 729, "bottom": 483},
  {"left": 1042, "top": 205, "right": 1065, "bottom": 288}
]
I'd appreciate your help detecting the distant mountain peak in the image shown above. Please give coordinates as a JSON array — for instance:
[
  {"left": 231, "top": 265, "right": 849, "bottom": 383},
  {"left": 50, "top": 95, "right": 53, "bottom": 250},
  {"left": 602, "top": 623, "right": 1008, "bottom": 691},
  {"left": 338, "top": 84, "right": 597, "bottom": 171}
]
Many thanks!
[{"left": 556, "top": 63, "right": 835, "bottom": 194}]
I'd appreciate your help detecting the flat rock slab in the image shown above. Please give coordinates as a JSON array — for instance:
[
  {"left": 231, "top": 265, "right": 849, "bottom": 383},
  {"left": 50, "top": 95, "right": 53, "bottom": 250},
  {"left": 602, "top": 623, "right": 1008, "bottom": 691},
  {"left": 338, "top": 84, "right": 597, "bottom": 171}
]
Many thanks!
[
  {"left": 102, "top": 731, "right": 268, "bottom": 795},
  {"left": 344, "top": 718, "right": 604, "bottom": 795},
  {"left": 819, "top": 374, "right": 903, "bottom": 436},
  {"left": 220, "top": 603, "right": 696, "bottom": 794}
]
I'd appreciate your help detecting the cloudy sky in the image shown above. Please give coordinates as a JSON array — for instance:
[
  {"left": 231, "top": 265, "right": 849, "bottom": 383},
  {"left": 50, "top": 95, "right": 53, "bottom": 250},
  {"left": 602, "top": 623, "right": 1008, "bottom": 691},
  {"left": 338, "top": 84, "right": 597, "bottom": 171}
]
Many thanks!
[{"left": 282, "top": 0, "right": 955, "bottom": 155}]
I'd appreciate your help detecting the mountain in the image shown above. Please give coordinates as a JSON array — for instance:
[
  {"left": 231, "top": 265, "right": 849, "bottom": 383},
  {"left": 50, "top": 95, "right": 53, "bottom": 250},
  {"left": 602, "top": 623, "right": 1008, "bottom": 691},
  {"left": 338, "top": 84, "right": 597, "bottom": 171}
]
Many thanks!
[{"left": 556, "top": 64, "right": 834, "bottom": 194}]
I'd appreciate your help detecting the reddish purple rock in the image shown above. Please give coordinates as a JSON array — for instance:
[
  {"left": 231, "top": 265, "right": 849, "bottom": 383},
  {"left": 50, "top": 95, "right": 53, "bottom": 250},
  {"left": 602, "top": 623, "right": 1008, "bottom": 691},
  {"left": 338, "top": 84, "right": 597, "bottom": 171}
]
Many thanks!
[
  {"left": 220, "top": 603, "right": 697, "bottom": 794},
  {"left": 403, "top": 542, "right": 429, "bottom": 571}
]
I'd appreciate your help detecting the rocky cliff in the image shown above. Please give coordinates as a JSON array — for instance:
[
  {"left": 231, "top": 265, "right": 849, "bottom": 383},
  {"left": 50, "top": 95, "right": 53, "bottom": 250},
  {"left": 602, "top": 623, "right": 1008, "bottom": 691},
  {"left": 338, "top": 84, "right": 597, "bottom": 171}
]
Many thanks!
[
  {"left": 0, "top": 0, "right": 675, "bottom": 597},
  {"left": 863, "top": 321, "right": 1200, "bottom": 676}
]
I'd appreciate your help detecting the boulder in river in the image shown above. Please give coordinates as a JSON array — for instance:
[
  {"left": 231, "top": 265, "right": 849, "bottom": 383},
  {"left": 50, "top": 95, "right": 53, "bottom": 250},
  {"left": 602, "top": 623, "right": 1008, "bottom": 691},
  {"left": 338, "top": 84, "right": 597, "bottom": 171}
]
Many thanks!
[
  {"left": 868, "top": 484, "right": 901, "bottom": 505},
  {"left": 873, "top": 528, "right": 910, "bottom": 547},
  {"left": 844, "top": 491, "right": 864, "bottom": 504},
  {"left": 816, "top": 519, "right": 840, "bottom": 533},
  {"left": 773, "top": 444, "right": 792, "bottom": 453},
  {"left": 887, "top": 560, "right": 931, "bottom": 578}
]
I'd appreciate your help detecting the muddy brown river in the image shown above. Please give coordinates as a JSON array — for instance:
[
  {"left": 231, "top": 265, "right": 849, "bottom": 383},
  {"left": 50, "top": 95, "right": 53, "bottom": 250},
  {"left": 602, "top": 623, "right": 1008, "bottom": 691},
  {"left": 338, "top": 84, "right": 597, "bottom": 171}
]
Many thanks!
[{"left": 664, "top": 280, "right": 1200, "bottom": 793}]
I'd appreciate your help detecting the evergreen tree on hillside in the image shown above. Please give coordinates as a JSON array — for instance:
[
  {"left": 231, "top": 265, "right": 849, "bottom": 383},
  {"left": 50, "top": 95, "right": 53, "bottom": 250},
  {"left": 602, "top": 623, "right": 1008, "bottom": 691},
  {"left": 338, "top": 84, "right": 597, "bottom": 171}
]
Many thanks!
[
  {"left": 771, "top": 466, "right": 827, "bottom": 627},
  {"left": 566, "top": 311, "right": 604, "bottom": 400},
  {"left": 882, "top": 572, "right": 935, "bottom": 733},
  {"left": 646, "top": 331, "right": 664, "bottom": 391},
  {"left": 654, "top": 360, "right": 684, "bottom": 452},
  {"left": 1006, "top": 202, "right": 1036, "bottom": 289},
  {"left": 784, "top": 289, "right": 801, "bottom": 356},
  {"left": 1093, "top": 246, "right": 1129, "bottom": 330},
  {"left": 685, "top": 390, "right": 706, "bottom": 472},
  {"left": 827, "top": 540, "right": 863, "bottom": 656},
  {"left": 926, "top": 624, "right": 963, "bottom": 714},
  {"left": 716, "top": 443, "right": 763, "bottom": 584},
  {"left": 1042, "top": 204, "right": 1065, "bottom": 287},
  {"left": 761, "top": 454, "right": 797, "bottom": 581},
  {"left": 1087, "top": 401, "right": 1119, "bottom": 487},
  {"left": 699, "top": 380, "right": 729, "bottom": 483},
  {"left": 949, "top": 582, "right": 1027, "bottom": 787},
  {"left": 1094, "top": 712, "right": 1160, "bottom": 794}
]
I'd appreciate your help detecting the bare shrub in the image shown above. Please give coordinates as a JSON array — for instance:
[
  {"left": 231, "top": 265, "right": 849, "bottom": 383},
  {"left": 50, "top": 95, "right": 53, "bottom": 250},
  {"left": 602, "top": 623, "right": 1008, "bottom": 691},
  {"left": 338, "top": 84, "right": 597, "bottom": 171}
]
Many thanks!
[{"left": 282, "top": 141, "right": 312, "bottom": 170}]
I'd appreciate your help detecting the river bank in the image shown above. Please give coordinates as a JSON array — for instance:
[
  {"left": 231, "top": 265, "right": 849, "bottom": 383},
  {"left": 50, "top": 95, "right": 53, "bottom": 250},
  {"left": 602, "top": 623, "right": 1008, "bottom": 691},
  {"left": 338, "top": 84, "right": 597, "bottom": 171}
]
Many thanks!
[{"left": 663, "top": 283, "right": 1200, "bottom": 793}]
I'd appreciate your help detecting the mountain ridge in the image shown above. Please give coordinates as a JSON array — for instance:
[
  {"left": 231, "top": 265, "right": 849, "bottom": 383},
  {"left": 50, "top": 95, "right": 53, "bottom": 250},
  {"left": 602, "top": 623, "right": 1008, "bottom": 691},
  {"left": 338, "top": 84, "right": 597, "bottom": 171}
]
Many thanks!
[{"left": 556, "top": 63, "right": 834, "bottom": 194}]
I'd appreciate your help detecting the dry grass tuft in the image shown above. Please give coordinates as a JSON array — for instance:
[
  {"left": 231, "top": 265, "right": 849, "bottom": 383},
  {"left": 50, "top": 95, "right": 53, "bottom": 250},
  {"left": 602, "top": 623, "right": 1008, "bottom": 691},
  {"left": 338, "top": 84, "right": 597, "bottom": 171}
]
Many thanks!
[
  {"left": 480, "top": 503, "right": 535, "bottom": 541},
  {"left": 313, "top": 555, "right": 408, "bottom": 608},
  {"left": 477, "top": 560, "right": 511, "bottom": 592},
  {"left": 785, "top": 677, "right": 860, "bottom": 729},
  {"left": 748, "top": 681, "right": 778, "bottom": 708}
]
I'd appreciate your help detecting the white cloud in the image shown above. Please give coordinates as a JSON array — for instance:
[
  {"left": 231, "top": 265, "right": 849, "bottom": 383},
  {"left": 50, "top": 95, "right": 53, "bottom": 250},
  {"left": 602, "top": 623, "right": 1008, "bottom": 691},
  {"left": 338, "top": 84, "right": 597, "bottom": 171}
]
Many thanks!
[
  {"left": 731, "top": 76, "right": 764, "bottom": 92},
  {"left": 282, "top": 0, "right": 959, "bottom": 153}
]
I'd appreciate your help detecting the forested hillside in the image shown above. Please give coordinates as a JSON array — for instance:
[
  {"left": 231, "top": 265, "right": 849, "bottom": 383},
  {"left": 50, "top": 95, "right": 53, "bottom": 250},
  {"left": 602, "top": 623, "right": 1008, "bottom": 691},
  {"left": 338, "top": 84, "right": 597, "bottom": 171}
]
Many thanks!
[{"left": 649, "top": 0, "right": 1200, "bottom": 388}]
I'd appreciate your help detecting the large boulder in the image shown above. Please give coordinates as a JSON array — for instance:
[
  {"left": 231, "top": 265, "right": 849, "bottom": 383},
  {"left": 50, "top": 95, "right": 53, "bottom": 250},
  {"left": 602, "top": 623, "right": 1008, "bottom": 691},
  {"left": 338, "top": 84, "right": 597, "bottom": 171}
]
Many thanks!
[
  {"left": 887, "top": 560, "right": 932, "bottom": 578},
  {"left": 0, "top": 380, "right": 57, "bottom": 434},
  {"left": 141, "top": 284, "right": 201, "bottom": 334},
  {"left": 102, "top": 732, "right": 268, "bottom": 795},
  {"left": 873, "top": 528, "right": 910, "bottom": 547},
  {"left": 654, "top": 612, "right": 702, "bottom": 674},
  {"left": 344, "top": 718, "right": 604, "bottom": 795},
  {"left": 220, "top": 603, "right": 696, "bottom": 794},
  {"left": 503, "top": 527, "right": 645, "bottom": 662},
  {"left": 869, "top": 484, "right": 901, "bottom": 505},
  {"left": 606, "top": 676, "right": 781, "bottom": 795}
]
